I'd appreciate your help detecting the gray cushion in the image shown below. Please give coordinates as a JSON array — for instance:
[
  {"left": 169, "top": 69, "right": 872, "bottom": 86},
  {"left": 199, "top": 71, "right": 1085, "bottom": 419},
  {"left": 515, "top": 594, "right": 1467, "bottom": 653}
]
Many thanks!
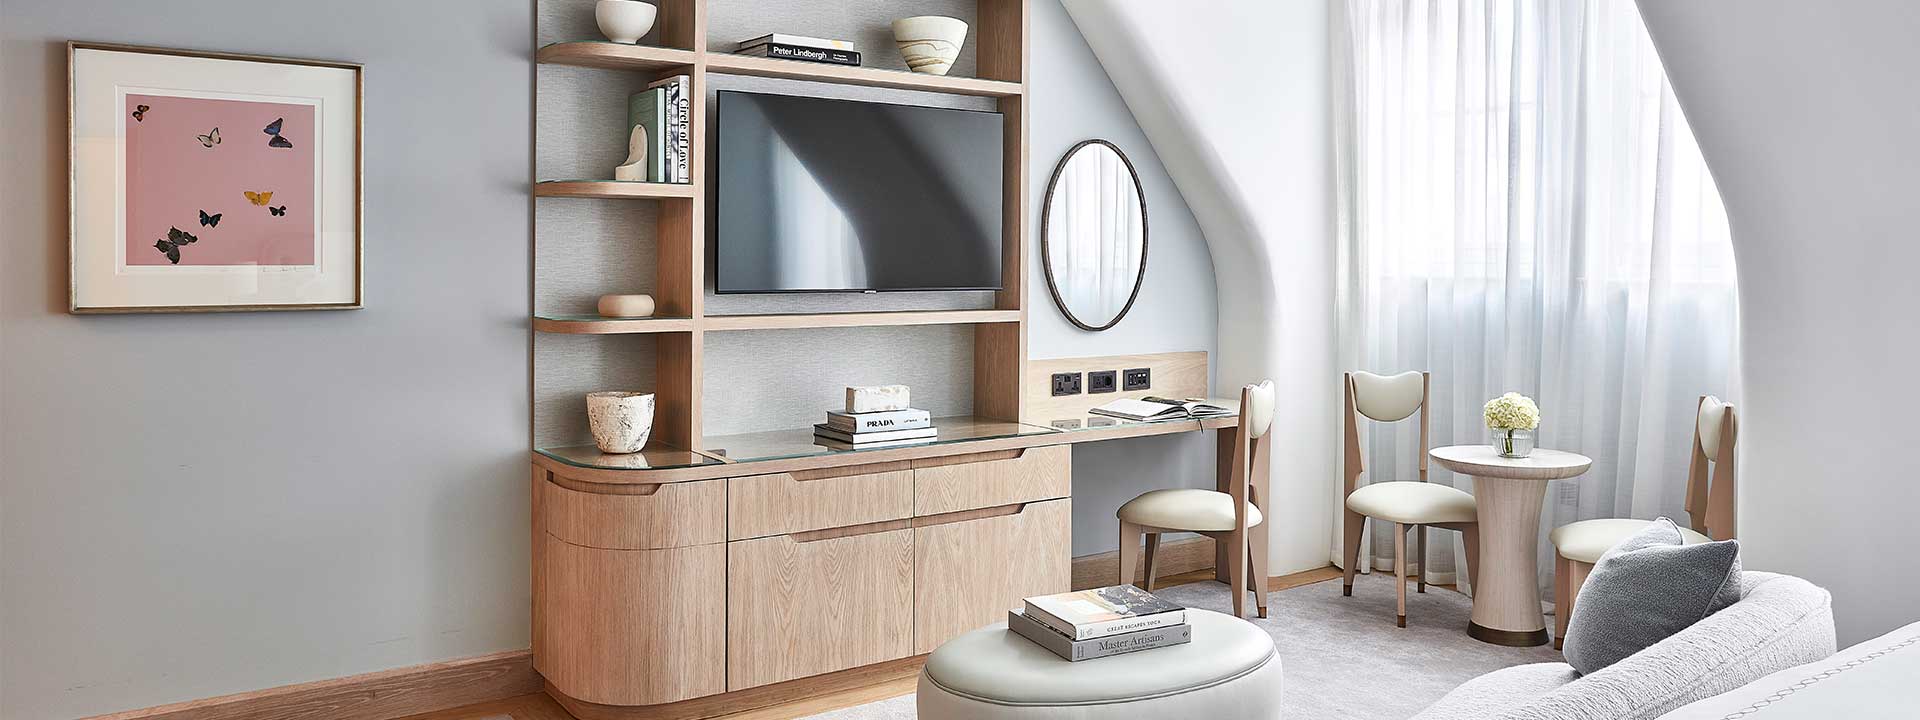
[{"left": 1562, "top": 517, "right": 1741, "bottom": 675}]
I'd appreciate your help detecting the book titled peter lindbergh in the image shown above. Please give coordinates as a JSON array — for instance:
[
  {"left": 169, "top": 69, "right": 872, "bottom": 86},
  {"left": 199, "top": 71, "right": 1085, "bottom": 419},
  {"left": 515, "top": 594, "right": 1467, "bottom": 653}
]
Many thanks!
[{"left": 1008, "top": 609, "right": 1191, "bottom": 661}]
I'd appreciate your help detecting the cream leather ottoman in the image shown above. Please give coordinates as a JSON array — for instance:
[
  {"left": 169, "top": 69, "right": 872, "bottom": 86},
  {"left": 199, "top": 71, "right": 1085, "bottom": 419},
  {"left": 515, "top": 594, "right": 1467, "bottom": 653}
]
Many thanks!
[{"left": 916, "top": 608, "right": 1282, "bottom": 719}]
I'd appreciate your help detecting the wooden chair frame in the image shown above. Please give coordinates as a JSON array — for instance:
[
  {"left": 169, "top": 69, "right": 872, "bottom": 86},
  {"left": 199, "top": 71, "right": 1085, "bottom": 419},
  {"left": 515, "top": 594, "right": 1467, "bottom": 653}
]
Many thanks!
[
  {"left": 1339, "top": 371, "right": 1479, "bottom": 628},
  {"left": 1118, "top": 382, "right": 1273, "bottom": 618},
  {"left": 1553, "top": 395, "right": 1737, "bottom": 647}
]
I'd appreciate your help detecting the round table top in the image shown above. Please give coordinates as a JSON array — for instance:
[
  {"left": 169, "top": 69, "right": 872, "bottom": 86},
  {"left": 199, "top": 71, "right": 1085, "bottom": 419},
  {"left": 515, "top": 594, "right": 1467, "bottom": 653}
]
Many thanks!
[{"left": 1429, "top": 445, "right": 1593, "bottom": 480}]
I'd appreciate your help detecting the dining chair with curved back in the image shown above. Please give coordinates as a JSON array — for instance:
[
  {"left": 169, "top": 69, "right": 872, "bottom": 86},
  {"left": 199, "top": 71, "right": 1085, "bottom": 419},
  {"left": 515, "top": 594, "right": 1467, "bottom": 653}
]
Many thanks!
[
  {"left": 1116, "top": 380, "right": 1275, "bottom": 618},
  {"left": 1548, "top": 395, "right": 1737, "bottom": 648},
  {"left": 1341, "top": 371, "right": 1480, "bottom": 628}
]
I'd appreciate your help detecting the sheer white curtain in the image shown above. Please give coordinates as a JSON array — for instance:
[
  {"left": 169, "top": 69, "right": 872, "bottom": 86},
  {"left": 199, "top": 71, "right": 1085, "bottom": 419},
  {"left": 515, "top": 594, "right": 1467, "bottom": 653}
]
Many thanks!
[{"left": 1332, "top": 0, "right": 1739, "bottom": 598}]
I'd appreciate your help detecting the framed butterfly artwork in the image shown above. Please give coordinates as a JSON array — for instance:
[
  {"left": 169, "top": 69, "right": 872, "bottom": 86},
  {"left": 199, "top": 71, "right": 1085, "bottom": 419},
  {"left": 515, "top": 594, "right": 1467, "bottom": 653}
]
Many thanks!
[{"left": 68, "top": 42, "right": 363, "bottom": 313}]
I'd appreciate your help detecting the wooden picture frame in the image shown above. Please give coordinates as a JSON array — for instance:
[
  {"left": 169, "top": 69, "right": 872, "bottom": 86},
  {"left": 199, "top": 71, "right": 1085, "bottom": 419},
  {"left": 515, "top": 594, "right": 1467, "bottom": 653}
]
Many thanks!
[{"left": 68, "top": 41, "right": 364, "bottom": 313}]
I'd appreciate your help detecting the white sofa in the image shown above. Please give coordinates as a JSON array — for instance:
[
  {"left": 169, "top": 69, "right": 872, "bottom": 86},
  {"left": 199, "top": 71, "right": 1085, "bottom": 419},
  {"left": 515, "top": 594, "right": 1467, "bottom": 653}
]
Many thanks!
[{"left": 1415, "top": 572, "right": 1834, "bottom": 720}]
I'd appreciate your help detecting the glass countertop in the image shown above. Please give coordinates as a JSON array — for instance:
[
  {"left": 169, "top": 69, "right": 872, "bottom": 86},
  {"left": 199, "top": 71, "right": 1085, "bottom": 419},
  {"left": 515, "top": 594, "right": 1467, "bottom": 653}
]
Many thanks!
[
  {"left": 700, "top": 415, "right": 1060, "bottom": 465},
  {"left": 535, "top": 444, "right": 724, "bottom": 472},
  {"left": 1027, "top": 397, "right": 1242, "bottom": 435}
]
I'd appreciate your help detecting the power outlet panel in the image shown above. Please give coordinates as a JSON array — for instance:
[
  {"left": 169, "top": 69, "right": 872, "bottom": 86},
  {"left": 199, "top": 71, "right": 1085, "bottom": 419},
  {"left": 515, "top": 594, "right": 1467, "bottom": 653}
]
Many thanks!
[
  {"left": 1123, "top": 368, "right": 1151, "bottom": 391},
  {"left": 1088, "top": 370, "right": 1119, "bottom": 394},
  {"left": 1051, "top": 372, "right": 1083, "bottom": 397}
]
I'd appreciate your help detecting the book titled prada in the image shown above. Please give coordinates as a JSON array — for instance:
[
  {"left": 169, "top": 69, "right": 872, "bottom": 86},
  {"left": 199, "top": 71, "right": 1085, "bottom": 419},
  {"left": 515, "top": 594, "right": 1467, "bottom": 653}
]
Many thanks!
[
  {"left": 1023, "top": 585, "right": 1187, "bottom": 641},
  {"left": 825, "top": 408, "right": 932, "bottom": 433},
  {"left": 1008, "top": 610, "right": 1191, "bottom": 661}
]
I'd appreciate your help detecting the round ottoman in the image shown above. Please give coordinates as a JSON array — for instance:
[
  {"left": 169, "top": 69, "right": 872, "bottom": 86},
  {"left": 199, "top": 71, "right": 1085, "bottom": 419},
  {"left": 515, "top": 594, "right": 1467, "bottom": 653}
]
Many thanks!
[{"left": 916, "top": 608, "right": 1282, "bottom": 719}]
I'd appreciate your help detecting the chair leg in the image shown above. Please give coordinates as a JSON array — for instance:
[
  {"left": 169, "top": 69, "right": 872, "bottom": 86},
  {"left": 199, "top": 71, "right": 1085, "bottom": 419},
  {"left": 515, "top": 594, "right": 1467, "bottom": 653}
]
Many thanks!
[
  {"left": 1416, "top": 525, "right": 1428, "bottom": 594},
  {"left": 1555, "top": 552, "right": 1571, "bottom": 650},
  {"left": 1394, "top": 522, "right": 1408, "bottom": 627},
  {"left": 1142, "top": 533, "right": 1162, "bottom": 591},
  {"left": 1250, "top": 521, "right": 1270, "bottom": 618},
  {"left": 1229, "top": 526, "right": 1249, "bottom": 618},
  {"left": 1461, "top": 524, "right": 1480, "bottom": 596},
  {"left": 1342, "top": 509, "right": 1365, "bottom": 597},
  {"left": 1118, "top": 521, "right": 1142, "bottom": 588}
]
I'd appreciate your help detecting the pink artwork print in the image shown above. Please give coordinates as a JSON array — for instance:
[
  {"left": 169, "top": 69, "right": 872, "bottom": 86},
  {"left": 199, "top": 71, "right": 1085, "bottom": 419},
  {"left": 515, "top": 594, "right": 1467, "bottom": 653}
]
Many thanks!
[{"left": 124, "top": 93, "right": 316, "bottom": 266}]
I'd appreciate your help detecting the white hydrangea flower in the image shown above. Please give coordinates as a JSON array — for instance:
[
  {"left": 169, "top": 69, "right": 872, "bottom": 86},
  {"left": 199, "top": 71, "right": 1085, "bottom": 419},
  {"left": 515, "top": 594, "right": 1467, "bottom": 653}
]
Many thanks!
[{"left": 1484, "top": 392, "right": 1541, "bottom": 430}]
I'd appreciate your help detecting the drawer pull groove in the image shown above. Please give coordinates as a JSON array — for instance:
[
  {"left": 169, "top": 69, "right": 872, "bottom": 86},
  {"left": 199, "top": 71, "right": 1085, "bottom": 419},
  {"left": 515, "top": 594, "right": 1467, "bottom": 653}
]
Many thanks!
[
  {"left": 913, "top": 502, "right": 1028, "bottom": 529},
  {"left": 790, "top": 518, "right": 914, "bottom": 543},
  {"left": 912, "top": 449, "right": 1025, "bottom": 469}
]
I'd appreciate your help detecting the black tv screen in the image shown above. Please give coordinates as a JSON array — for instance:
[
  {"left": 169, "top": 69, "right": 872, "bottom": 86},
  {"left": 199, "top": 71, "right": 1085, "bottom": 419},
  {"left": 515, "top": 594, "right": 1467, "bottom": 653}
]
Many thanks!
[{"left": 715, "top": 91, "right": 1004, "bottom": 293}]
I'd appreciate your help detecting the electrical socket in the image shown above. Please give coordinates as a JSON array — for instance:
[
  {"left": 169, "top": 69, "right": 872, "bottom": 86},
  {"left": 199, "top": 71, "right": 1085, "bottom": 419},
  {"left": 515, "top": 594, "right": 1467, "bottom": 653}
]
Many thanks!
[
  {"left": 1088, "top": 370, "right": 1119, "bottom": 394},
  {"left": 1123, "top": 368, "right": 1151, "bottom": 391},
  {"left": 1050, "top": 372, "right": 1083, "bottom": 397}
]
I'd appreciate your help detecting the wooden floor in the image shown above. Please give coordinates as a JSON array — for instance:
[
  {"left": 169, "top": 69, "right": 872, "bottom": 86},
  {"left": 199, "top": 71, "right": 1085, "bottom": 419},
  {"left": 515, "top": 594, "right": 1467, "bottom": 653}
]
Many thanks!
[{"left": 412, "top": 567, "right": 1349, "bottom": 720}]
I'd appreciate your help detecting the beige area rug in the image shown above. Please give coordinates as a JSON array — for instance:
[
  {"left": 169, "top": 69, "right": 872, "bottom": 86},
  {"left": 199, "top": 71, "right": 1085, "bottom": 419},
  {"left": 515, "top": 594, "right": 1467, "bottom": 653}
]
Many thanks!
[{"left": 802, "top": 574, "right": 1564, "bottom": 719}]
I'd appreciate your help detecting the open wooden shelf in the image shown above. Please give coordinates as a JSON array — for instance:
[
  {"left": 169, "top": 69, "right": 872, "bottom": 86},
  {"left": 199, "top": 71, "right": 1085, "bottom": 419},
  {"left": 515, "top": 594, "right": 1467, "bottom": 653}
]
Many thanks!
[
  {"left": 704, "top": 53, "right": 1023, "bottom": 98},
  {"left": 533, "top": 315, "right": 695, "bottom": 334},
  {"left": 534, "top": 181, "right": 696, "bottom": 199},
  {"left": 537, "top": 42, "right": 697, "bottom": 72},
  {"left": 702, "top": 309, "right": 1022, "bottom": 332}
]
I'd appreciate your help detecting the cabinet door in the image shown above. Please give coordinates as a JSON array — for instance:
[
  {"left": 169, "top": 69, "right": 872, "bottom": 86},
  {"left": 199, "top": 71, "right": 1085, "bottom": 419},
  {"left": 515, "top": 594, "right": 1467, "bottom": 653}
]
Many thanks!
[
  {"left": 727, "top": 527, "right": 915, "bottom": 690},
  {"left": 540, "top": 536, "right": 726, "bottom": 706},
  {"left": 913, "top": 499, "right": 1072, "bottom": 654}
]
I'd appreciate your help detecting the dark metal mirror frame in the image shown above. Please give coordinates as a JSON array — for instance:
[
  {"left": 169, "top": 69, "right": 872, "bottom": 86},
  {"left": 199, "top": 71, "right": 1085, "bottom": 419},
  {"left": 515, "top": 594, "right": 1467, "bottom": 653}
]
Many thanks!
[{"left": 1039, "top": 139, "right": 1150, "bottom": 332}]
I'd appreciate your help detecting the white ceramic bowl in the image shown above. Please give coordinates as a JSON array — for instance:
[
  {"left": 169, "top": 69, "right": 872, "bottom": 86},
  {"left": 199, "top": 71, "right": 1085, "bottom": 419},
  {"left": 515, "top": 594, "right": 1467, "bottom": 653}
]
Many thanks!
[
  {"left": 587, "top": 391, "right": 655, "bottom": 454},
  {"left": 893, "top": 16, "right": 969, "bottom": 75},
  {"left": 596, "top": 0, "right": 658, "bottom": 44}
]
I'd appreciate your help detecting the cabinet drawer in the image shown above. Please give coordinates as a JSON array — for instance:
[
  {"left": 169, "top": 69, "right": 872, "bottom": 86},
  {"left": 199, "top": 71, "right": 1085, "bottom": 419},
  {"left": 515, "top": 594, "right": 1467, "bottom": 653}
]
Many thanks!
[
  {"left": 727, "top": 461, "right": 912, "bottom": 540},
  {"left": 912, "top": 445, "right": 1070, "bottom": 516},
  {"left": 539, "top": 536, "right": 725, "bottom": 705},
  {"left": 913, "top": 498, "right": 1071, "bottom": 654},
  {"left": 542, "top": 477, "right": 724, "bottom": 550},
  {"left": 727, "top": 526, "right": 915, "bottom": 690}
]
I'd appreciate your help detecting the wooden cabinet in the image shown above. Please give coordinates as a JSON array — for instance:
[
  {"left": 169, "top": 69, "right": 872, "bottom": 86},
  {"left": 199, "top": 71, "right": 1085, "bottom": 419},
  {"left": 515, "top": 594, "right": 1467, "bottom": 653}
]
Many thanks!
[
  {"left": 912, "top": 445, "right": 1070, "bottom": 516},
  {"left": 726, "top": 462, "right": 912, "bottom": 540},
  {"left": 911, "top": 498, "right": 1072, "bottom": 654},
  {"left": 725, "top": 528, "right": 914, "bottom": 690},
  {"left": 539, "top": 535, "right": 726, "bottom": 706}
]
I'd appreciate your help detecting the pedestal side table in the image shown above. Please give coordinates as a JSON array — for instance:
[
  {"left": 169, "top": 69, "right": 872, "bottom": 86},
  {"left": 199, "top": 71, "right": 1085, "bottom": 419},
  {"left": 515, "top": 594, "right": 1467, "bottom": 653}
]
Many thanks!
[{"left": 1429, "top": 445, "right": 1592, "bottom": 646}]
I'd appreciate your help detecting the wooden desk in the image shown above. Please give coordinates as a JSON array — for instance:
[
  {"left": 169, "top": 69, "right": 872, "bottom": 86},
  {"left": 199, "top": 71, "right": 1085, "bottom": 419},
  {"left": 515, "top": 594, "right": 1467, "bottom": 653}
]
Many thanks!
[{"left": 530, "top": 410, "right": 1238, "bottom": 720}]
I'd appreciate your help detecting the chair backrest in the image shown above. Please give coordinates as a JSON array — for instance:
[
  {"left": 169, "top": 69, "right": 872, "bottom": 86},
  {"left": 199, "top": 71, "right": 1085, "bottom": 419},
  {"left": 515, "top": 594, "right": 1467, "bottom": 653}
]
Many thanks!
[
  {"left": 1229, "top": 381, "right": 1276, "bottom": 530},
  {"left": 1343, "top": 371, "right": 1430, "bottom": 498},
  {"left": 1685, "top": 395, "right": 1738, "bottom": 540}
]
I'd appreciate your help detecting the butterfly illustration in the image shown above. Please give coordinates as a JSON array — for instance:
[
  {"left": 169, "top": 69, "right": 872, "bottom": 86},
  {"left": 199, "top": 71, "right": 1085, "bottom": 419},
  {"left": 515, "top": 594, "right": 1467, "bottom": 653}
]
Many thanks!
[
  {"left": 269, "top": 206, "right": 287, "bottom": 216},
  {"left": 198, "top": 210, "right": 222, "bottom": 227},
  {"left": 131, "top": 104, "right": 149, "bottom": 122},
  {"left": 264, "top": 117, "right": 293, "bottom": 149},
  {"left": 196, "top": 127, "right": 220, "bottom": 148},
  {"left": 153, "top": 226, "right": 199, "bottom": 265},
  {"left": 244, "top": 191, "right": 274, "bottom": 206}
]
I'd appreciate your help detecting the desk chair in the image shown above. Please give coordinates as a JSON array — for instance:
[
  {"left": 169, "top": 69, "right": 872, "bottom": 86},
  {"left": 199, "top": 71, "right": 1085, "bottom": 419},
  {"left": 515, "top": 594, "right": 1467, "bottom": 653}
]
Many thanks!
[
  {"left": 1549, "top": 395, "right": 1736, "bottom": 648},
  {"left": 1116, "top": 380, "right": 1275, "bottom": 618},
  {"left": 1341, "top": 371, "right": 1480, "bottom": 628}
]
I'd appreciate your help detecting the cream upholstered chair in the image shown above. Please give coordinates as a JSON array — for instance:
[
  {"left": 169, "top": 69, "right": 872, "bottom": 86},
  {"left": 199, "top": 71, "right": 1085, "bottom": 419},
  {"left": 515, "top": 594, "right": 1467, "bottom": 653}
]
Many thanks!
[
  {"left": 1340, "top": 371, "right": 1479, "bottom": 628},
  {"left": 1116, "top": 381, "right": 1275, "bottom": 618},
  {"left": 1549, "top": 395, "right": 1736, "bottom": 648}
]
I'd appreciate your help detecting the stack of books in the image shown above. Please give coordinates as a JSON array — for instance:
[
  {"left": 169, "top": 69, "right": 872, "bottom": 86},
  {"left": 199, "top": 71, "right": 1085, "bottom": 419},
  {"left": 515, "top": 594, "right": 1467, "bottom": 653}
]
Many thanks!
[
  {"left": 1009, "top": 585, "right": 1190, "bottom": 661},
  {"left": 626, "top": 74, "right": 691, "bottom": 183},
  {"left": 813, "top": 407, "right": 935, "bottom": 449},
  {"left": 735, "top": 33, "right": 861, "bottom": 67}
]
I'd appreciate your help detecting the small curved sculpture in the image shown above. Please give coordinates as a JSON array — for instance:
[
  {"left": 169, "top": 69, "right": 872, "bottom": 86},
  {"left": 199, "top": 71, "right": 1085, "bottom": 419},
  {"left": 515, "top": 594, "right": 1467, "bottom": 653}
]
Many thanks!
[{"left": 613, "top": 124, "right": 648, "bottom": 181}]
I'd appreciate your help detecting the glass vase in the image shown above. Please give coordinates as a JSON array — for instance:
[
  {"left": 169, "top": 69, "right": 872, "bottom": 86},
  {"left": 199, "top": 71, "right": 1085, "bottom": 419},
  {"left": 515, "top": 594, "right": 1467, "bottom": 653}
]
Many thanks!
[{"left": 1493, "top": 428, "right": 1535, "bottom": 458}]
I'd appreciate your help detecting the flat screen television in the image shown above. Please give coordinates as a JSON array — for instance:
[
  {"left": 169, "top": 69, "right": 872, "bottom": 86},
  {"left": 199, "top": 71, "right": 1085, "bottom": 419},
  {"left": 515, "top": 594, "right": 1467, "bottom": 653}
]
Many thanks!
[{"left": 714, "top": 91, "right": 1004, "bottom": 293}]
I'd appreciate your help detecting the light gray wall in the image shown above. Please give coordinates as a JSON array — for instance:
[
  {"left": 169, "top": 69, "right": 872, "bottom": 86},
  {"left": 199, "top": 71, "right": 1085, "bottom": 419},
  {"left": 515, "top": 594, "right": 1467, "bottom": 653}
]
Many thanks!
[
  {"left": 1639, "top": 0, "right": 1920, "bottom": 646},
  {"left": 0, "top": 0, "right": 1217, "bottom": 717},
  {"left": 0, "top": 2, "right": 533, "bottom": 718},
  {"left": 1029, "top": 0, "right": 1220, "bottom": 556}
]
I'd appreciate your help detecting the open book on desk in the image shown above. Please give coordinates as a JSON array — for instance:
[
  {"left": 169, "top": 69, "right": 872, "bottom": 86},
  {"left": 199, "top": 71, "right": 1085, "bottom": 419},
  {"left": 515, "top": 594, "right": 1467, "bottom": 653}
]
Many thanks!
[{"left": 1088, "top": 397, "right": 1233, "bottom": 422}]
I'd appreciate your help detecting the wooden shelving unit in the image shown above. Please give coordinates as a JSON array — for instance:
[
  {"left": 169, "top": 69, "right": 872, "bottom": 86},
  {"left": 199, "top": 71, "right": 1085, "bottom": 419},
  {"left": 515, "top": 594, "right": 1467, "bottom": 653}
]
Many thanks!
[{"left": 534, "top": 0, "right": 1031, "bottom": 452}]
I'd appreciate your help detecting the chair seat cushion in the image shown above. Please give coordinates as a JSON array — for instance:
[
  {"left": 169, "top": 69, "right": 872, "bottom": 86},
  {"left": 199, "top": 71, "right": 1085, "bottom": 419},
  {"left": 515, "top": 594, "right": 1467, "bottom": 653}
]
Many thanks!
[
  {"left": 921, "top": 608, "right": 1277, "bottom": 706},
  {"left": 1345, "top": 481, "right": 1477, "bottom": 524},
  {"left": 1551, "top": 518, "right": 1711, "bottom": 564},
  {"left": 1117, "top": 488, "right": 1263, "bottom": 532}
]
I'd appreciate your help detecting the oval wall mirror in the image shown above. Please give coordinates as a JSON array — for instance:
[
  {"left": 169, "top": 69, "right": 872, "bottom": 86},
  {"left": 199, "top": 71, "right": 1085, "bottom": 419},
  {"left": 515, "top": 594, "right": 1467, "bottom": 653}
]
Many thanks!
[{"left": 1041, "top": 139, "right": 1148, "bottom": 331}]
